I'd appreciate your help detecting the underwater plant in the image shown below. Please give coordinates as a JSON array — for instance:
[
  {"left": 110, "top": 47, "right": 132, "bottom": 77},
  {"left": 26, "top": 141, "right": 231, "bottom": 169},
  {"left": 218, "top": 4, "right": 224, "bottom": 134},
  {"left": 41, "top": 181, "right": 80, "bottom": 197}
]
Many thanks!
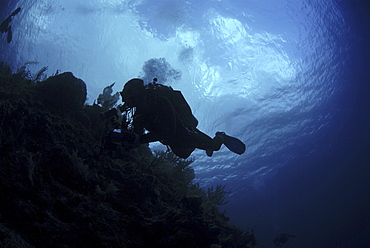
[
  {"left": 139, "top": 57, "right": 182, "bottom": 84},
  {"left": 96, "top": 83, "right": 120, "bottom": 110},
  {"left": 206, "top": 184, "right": 231, "bottom": 206}
]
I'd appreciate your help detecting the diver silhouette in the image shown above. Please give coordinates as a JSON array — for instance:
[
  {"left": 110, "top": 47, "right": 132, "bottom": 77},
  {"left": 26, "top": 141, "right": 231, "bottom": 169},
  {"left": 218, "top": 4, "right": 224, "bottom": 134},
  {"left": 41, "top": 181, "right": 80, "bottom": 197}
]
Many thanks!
[
  {"left": 112, "top": 78, "right": 246, "bottom": 159},
  {"left": 0, "top": 7, "right": 21, "bottom": 43}
]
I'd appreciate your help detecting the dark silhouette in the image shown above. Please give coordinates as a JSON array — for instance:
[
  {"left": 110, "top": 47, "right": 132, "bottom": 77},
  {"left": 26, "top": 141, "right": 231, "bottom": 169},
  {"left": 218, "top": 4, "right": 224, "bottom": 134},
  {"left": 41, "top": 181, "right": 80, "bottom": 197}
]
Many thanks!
[
  {"left": 273, "top": 233, "right": 296, "bottom": 247},
  {"left": 0, "top": 7, "right": 21, "bottom": 43},
  {"left": 0, "top": 63, "right": 257, "bottom": 247},
  {"left": 101, "top": 78, "right": 246, "bottom": 158}
]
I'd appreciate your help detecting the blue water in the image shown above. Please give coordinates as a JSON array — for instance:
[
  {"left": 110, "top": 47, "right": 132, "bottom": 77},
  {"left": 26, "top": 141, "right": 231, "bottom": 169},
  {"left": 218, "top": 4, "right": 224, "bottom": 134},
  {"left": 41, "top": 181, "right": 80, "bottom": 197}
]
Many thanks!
[{"left": 1, "top": 0, "right": 369, "bottom": 247}]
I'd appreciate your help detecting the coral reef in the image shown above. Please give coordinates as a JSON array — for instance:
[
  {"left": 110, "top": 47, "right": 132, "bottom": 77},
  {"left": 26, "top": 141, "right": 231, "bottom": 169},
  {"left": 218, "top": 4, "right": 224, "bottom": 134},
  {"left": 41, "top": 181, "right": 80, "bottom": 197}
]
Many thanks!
[{"left": 0, "top": 62, "right": 256, "bottom": 248}]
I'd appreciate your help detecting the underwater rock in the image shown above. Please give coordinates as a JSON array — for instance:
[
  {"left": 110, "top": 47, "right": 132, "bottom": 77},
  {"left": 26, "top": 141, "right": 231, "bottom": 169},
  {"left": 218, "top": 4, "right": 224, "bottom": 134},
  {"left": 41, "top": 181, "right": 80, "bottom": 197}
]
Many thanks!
[
  {"left": 37, "top": 72, "right": 86, "bottom": 112},
  {"left": 181, "top": 195, "right": 203, "bottom": 214},
  {"left": 0, "top": 223, "right": 35, "bottom": 248},
  {"left": 0, "top": 62, "right": 257, "bottom": 248}
]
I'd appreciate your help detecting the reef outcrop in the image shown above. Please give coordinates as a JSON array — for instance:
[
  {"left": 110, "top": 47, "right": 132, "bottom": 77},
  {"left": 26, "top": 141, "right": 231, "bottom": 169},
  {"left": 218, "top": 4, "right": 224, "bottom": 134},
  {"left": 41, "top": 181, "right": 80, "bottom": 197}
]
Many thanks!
[{"left": 0, "top": 62, "right": 256, "bottom": 248}]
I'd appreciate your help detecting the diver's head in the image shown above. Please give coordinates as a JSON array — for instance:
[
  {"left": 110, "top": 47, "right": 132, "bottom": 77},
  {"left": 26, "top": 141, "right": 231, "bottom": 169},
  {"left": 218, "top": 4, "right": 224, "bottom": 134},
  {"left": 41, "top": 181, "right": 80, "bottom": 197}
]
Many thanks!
[{"left": 121, "top": 78, "right": 145, "bottom": 107}]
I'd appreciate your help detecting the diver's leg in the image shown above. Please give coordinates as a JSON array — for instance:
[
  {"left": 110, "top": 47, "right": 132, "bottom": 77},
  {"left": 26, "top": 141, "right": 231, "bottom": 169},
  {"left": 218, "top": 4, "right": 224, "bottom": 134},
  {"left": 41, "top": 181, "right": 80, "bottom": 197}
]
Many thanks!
[
  {"left": 193, "top": 129, "right": 223, "bottom": 155},
  {"left": 193, "top": 130, "right": 246, "bottom": 156}
]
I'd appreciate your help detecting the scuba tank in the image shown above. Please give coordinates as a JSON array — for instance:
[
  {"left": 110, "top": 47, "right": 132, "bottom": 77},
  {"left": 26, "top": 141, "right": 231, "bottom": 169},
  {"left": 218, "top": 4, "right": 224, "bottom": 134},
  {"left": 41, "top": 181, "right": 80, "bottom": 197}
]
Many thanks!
[{"left": 146, "top": 83, "right": 198, "bottom": 130}]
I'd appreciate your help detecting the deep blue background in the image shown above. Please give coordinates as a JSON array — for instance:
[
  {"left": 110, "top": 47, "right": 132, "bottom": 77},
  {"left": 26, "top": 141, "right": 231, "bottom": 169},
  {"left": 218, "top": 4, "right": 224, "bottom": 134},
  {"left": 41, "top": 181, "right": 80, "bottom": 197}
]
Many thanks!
[
  {"left": 243, "top": 1, "right": 370, "bottom": 246},
  {"left": 226, "top": 2, "right": 370, "bottom": 246}
]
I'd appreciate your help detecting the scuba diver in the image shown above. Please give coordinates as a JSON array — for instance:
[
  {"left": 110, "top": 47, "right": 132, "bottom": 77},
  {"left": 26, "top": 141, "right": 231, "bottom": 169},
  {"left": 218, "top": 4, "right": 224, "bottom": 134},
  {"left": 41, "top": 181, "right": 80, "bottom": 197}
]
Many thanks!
[
  {"left": 99, "top": 78, "right": 246, "bottom": 159},
  {"left": 273, "top": 233, "right": 296, "bottom": 247},
  {"left": 0, "top": 7, "right": 21, "bottom": 43}
]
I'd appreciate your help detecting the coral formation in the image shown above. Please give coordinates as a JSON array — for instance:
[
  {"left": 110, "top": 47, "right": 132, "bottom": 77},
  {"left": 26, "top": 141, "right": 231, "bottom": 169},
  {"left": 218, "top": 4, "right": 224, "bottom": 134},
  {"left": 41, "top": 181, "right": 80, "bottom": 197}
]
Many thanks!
[{"left": 0, "top": 62, "right": 256, "bottom": 248}]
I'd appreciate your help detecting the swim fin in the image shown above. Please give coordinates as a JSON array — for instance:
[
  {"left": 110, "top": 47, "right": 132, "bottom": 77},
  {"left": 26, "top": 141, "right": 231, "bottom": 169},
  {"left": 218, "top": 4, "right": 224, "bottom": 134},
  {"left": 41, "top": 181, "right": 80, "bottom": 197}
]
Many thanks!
[{"left": 216, "top": 132, "right": 246, "bottom": 155}]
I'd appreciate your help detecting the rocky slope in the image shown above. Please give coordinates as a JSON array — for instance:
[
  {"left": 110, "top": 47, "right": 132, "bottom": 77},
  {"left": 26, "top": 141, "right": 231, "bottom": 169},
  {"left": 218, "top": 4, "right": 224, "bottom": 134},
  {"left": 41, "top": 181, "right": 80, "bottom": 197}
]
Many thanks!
[{"left": 0, "top": 62, "right": 256, "bottom": 248}]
